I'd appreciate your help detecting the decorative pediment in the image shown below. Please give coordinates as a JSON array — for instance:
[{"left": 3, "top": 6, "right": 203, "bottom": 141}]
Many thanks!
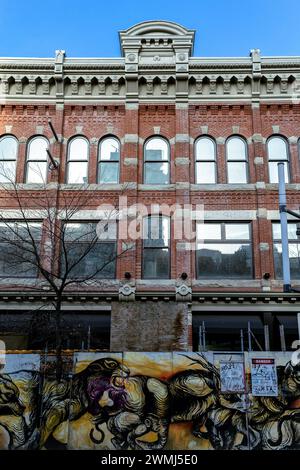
[
  {"left": 119, "top": 20, "right": 195, "bottom": 58},
  {"left": 120, "top": 20, "right": 194, "bottom": 37}
]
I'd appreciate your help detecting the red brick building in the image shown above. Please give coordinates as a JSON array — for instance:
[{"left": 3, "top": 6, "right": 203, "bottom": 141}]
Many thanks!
[{"left": 0, "top": 21, "right": 299, "bottom": 353}]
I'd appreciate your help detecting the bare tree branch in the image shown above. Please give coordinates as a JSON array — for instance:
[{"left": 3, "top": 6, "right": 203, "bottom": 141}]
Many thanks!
[{"left": 0, "top": 174, "right": 132, "bottom": 370}]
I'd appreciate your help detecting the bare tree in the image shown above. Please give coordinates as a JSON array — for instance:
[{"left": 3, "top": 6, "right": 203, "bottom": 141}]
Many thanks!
[{"left": 0, "top": 164, "right": 132, "bottom": 378}]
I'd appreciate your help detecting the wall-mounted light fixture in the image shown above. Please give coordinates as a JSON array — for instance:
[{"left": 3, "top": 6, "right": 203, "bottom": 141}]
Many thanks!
[
  {"left": 46, "top": 149, "right": 59, "bottom": 170},
  {"left": 48, "top": 119, "right": 59, "bottom": 142}
]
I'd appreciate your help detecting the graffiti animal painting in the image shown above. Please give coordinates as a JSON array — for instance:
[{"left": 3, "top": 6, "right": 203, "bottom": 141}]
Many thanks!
[{"left": 0, "top": 352, "right": 299, "bottom": 450}]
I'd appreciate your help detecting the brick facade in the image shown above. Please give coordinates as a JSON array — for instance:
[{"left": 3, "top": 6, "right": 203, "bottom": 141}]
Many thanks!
[{"left": 0, "top": 21, "right": 299, "bottom": 351}]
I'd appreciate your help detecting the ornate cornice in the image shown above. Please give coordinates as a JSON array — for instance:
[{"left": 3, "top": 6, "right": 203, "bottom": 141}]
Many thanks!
[
  {"left": 0, "top": 290, "right": 298, "bottom": 305},
  {"left": 0, "top": 21, "right": 300, "bottom": 101},
  {"left": 138, "top": 64, "right": 176, "bottom": 70},
  {"left": 0, "top": 62, "right": 299, "bottom": 72},
  {"left": 262, "top": 62, "right": 300, "bottom": 68},
  {"left": 189, "top": 63, "right": 251, "bottom": 70},
  {"left": 63, "top": 64, "right": 125, "bottom": 70},
  {"left": 0, "top": 64, "right": 54, "bottom": 70}
]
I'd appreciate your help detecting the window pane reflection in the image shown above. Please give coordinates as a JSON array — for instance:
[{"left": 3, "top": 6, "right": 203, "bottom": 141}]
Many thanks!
[
  {"left": 99, "top": 138, "right": 120, "bottom": 161},
  {"left": 225, "top": 224, "right": 250, "bottom": 240},
  {"left": 227, "top": 138, "right": 246, "bottom": 160},
  {"left": 196, "top": 138, "right": 215, "bottom": 161},
  {"left": 273, "top": 243, "right": 300, "bottom": 279},
  {"left": 67, "top": 162, "right": 88, "bottom": 184},
  {"left": 99, "top": 162, "right": 119, "bottom": 184},
  {"left": 196, "top": 162, "right": 216, "bottom": 183},
  {"left": 144, "top": 162, "right": 169, "bottom": 184},
  {"left": 27, "top": 138, "right": 48, "bottom": 161},
  {"left": 268, "top": 137, "right": 288, "bottom": 160},
  {"left": 27, "top": 161, "right": 47, "bottom": 183},
  {"left": 0, "top": 136, "right": 18, "bottom": 160},
  {"left": 197, "top": 243, "right": 252, "bottom": 278},
  {"left": 144, "top": 138, "right": 169, "bottom": 184},
  {"left": 69, "top": 138, "right": 88, "bottom": 160},
  {"left": 197, "top": 224, "right": 221, "bottom": 241},
  {"left": 227, "top": 162, "right": 247, "bottom": 183},
  {"left": 143, "top": 248, "right": 169, "bottom": 279},
  {"left": 0, "top": 161, "right": 16, "bottom": 183},
  {"left": 62, "top": 222, "right": 116, "bottom": 279},
  {"left": 268, "top": 161, "right": 289, "bottom": 183}
]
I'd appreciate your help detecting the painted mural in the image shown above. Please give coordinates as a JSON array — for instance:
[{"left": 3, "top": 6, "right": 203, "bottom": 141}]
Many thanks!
[{"left": 0, "top": 351, "right": 299, "bottom": 450}]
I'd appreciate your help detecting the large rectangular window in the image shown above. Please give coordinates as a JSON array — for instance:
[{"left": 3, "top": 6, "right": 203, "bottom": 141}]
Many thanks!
[
  {"left": 0, "top": 222, "right": 42, "bottom": 277},
  {"left": 193, "top": 313, "right": 265, "bottom": 351},
  {"left": 62, "top": 222, "right": 117, "bottom": 279},
  {"left": 273, "top": 223, "right": 300, "bottom": 279},
  {"left": 143, "top": 216, "right": 170, "bottom": 279},
  {"left": 196, "top": 222, "right": 253, "bottom": 278},
  {"left": 0, "top": 310, "right": 111, "bottom": 350},
  {"left": 192, "top": 312, "right": 299, "bottom": 352}
]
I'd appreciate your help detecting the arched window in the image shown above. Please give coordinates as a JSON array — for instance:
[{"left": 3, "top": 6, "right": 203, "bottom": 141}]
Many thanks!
[
  {"left": 144, "top": 137, "right": 170, "bottom": 184},
  {"left": 142, "top": 215, "right": 170, "bottom": 279},
  {"left": 98, "top": 137, "right": 120, "bottom": 184},
  {"left": 26, "top": 136, "right": 49, "bottom": 183},
  {"left": 267, "top": 136, "right": 289, "bottom": 183},
  {"left": 195, "top": 137, "right": 216, "bottom": 183},
  {"left": 0, "top": 135, "right": 18, "bottom": 183},
  {"left": 226, "top": 136, "right": 248, "bottom": 183},
  {"left": 67, "top": 137, "right": 89, "bottom": 184}
]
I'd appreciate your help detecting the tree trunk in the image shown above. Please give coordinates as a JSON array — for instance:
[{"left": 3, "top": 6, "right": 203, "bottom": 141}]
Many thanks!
[{"left": 54, "top": 296, "right": 63, "bottom": 381}]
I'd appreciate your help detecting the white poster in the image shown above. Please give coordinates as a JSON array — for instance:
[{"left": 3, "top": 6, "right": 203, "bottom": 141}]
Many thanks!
[
  {"left": 251, "top": 358, "right": 278, "bottom": 397},
  {"left": 220, "top": 361, "right": 245, "bottom": 393}
]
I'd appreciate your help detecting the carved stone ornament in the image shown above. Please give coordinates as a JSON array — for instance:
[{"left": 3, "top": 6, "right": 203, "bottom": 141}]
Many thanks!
[
  {"left": 161, "top": 81, "right": 168, "bottom": 93},
  {"left": 119, "top": 284, "right": 136, "bottom": 301},
  {"left": 42, "top": 82, "right": 50, "bottom": 94},
  {"left": 85, "top": 82, "right": 92, "bottom": 94},
  {"left": 29, "top": 81, "right": 36, "bottom": 94},
  {"left": 127, "top": 54, "right": 136, "bottom": 62},
  {"left": 209, "top": 82, "right": 217, "bottom": 93},
  {"left": 99, "top": 82, "right": 105, "bottom": 93},
  {"left": 126, "top": 65, "right": 137, "bottom": 72},
  {"left": 55, "top": 50, "right": 65, "bottom": 63},
  {"left": 146, "top": 82, "right": 153, "bottom": 94},
  {"left": 176, "top": 64, "right": 188, "bottom": 72},
  {"left": 195, "top": 82, "right": 202, "bottom": 94},
  {"left": 3, "top": 81, "right": 9, "bottom": 94},
  {"left": 175, "top": 284, "right": 192, "bottom": 302},
  {"left": 112, "top": 82, "right": 119, "bottom": 94},
  {"left": 71, "top": 81, "right": 78, "bottom": 94},
  {"left": 15, "top": 79, "right": 22, "bottom": 94},
  {"left": 223, "top": 81, "right": 230, "bottom": 93}
]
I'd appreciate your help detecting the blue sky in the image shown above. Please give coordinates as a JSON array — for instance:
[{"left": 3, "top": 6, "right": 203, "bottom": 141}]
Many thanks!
[{"left": 1, "top": 0, "right": 300, "bottom": 58}]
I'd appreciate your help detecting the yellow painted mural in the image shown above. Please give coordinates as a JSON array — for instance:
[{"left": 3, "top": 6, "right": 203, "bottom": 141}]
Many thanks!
[{"left": 0, "top": 351, "right": 299, "bottom": 450}]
